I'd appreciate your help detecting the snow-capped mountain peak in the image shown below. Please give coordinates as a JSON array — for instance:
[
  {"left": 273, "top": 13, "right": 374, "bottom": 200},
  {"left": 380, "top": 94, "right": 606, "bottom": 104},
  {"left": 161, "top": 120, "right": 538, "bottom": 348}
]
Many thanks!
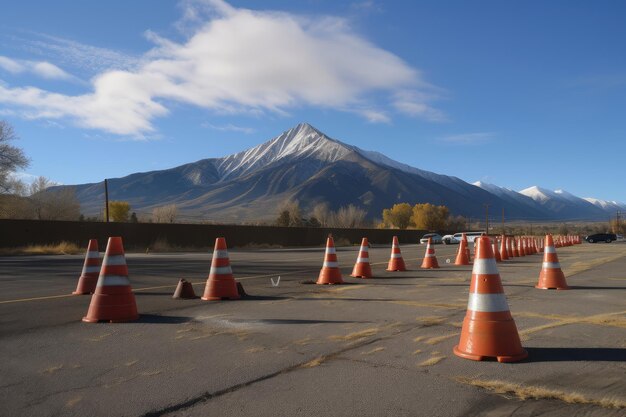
[
  {"left": 519, "top": 186, "right": 554, "bottom": 202},
  {"left": 215, "top": 123, "right": 352, "bottom": 180}
]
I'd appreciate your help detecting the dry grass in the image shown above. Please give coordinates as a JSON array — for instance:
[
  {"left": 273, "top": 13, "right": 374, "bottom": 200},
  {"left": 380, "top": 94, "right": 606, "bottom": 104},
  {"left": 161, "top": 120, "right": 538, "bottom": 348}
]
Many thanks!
[
  {"left": 424, "top": 333, "right": 459, "bottom": 345},
  {"left": 0, "top": 241, "right": 81, "bottom": 255},
  {"left": 412, "top": 349, "right": 422, "bottom": 355},
  {"left": 125, "top": 360, "right": 138, "bottom": 367},
  {"left": 329, "top": 328, "right": 380, "bottom": 341},
  {"left": 419, "top": 356, "right": 446, "bottom": 366},
  {"left": 455, "top": 377, "right": 626, "bottom": 409},
  {"left": 140, "top": 370, "right": 163, "bottom": 377},
  {"left": 413, "top": 336, "right": 427, "bottom": 343},
  {"left": 245, "top": 346, "right": 266, "bottom": 353},
  {"left": 65, "top": 397, "right": 82, "bottom": 408},
  {"left": 42, "top": 364, "right": 63, "bottom": 374},
  {"left": 301, "top": 356, "right": 326, "bottom": 368},
  {"left": 361, "top": 347, "right": 385, "bottom": 355},
  {"left": 416, "top": 316, "right": 447, "bottom": 327}
]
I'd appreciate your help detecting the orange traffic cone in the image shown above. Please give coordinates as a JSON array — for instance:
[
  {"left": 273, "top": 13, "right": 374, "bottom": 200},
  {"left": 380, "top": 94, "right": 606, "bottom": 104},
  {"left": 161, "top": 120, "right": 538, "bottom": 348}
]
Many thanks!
[
  {"left": 386, "top": 236, "right": 407, "bottom": 271},
  {"left": 317, "top": 236, "right": 344, "bottom": 284},
  {"left": 492, "top": 239, "right": 502, "bottom": 262},
  {"left": 453, "top": 236, "right": 528, "bottom": 363},
  {"left": 506, "top": 237, "right": 514, "bottom": 258},
  {"left": 454, "top": 233, "right": 470, "bottom": 265},
  {"left": 202, "top": 238, "right": 240, "bottom": 300},
  {"left": 511, "top": 238, "right": 519, "bottom": 257},
  {"left": 73, "top": 239, "right": 100, "bottom": 295},
  {"left": 351, "top": 238, "right": 372, "bottom": 278},
  {"left": 499, "top": 235, "right": 509, "bottom": 261},
  {"left": 82, "top": 237, "right": 138, "bottom": 323},
  {"left": 421, "top": 237, "right": 440, "bottom": 269},
  {"left": 536, "top": 235, "right": 569, "bottom": 290},
  {"left": 173, "top": 279, "right": 197, "bottom": 299}
]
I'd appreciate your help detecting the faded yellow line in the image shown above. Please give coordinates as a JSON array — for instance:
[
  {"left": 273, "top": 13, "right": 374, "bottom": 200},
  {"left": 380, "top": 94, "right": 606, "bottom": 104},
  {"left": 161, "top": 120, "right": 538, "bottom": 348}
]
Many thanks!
[
  {"left": 0, "top": 294, "right": 75, "bottom": 304},
  {"left": 0, "top": 268, "right": 319, "bottom": 304}
]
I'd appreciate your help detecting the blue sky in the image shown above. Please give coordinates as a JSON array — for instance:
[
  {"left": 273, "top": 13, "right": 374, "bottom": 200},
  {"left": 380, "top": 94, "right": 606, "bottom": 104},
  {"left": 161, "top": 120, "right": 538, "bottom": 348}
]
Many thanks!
[{"left": 1, "top": 0, "right": 625, "bottom": 202}]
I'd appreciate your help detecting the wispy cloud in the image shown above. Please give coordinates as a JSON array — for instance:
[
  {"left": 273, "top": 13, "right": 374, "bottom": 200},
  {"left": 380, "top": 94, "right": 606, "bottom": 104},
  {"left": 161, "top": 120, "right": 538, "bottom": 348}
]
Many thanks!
[
  {"left": 0, "top": 0, "right": 444, "bottom": 137},
  {"left": 10, "top": 32, "right": 140, "bottom": 74},
  {"left": 202, "top": 122, "right": 255, "bottom": 134},
  {"left": 439, "top": 132, "right": 495, "bottom": 145},
  {"left": 0, "top": 55, "right": 73, "bottom": 80}
]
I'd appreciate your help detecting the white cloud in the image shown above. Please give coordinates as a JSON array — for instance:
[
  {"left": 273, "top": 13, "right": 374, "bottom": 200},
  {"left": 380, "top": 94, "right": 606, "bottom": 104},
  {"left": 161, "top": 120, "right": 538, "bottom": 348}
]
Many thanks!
[
  {"left": 0, "top": 0, "right": 444, "bottom": 136},
  {"left": 439, "top": 132, "right": 495, "bottom": 145},
  {"left": 0, "top": 55, "right": 72, "bottom": 80},
  {"left": 203, "top": 122, "right": 255, "bottom": 134}
]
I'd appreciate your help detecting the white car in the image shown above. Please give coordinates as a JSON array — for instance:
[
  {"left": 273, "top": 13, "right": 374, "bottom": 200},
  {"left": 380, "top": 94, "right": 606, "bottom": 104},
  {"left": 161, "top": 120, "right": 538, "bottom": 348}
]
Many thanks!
[
  {"left": 420, "top": 233, "right": 443, "bottom": 244},
  {"left": 443, "top": 232, "right": 485, "bottom": 244}
]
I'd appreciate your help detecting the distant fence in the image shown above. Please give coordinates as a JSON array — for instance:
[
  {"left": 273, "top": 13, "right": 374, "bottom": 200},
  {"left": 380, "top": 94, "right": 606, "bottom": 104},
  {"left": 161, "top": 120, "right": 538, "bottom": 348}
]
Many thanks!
[{"left": 0, "top": 219, "right": 429, "bottom": 249}]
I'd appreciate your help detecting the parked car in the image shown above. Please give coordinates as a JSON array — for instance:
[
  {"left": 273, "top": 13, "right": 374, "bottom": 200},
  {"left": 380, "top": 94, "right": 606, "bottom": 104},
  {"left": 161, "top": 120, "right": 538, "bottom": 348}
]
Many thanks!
[
  {"left": 442, "top": 231, "right": 485, "bottom": 244},
  {"left": 420, "top": 233, "right": 443, "bottom": 244},
  {"left": 585, "top": 233, "right": 617, "bottom": 243},
  {"left": 617, "top": 234, "right": 624, "bottom": 240}
]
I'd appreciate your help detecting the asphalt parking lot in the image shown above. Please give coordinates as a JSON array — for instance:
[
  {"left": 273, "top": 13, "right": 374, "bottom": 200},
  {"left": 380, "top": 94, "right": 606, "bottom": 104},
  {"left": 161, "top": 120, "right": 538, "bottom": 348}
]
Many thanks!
[{"left": 1, "top": 240, "right": 625, "bottom": 416}]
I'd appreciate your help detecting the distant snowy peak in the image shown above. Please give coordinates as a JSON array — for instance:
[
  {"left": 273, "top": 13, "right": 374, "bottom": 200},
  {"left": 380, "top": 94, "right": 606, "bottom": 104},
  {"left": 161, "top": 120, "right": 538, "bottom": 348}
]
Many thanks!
[
  {"left": 215, "top": 123, "right": 351, "bottom": 180},
  {"left": 473, "top": 181, "right": 513, "bottom": 196},
  {"left": 583, "top": 197, "right": 626, "bottom": 211},
  {"left": 519, "top": 186, "right": 555, "bottom": 202}
]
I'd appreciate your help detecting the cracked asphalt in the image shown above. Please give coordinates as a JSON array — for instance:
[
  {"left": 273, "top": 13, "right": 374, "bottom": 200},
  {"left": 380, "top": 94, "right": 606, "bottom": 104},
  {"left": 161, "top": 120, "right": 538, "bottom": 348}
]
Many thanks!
[{"left": 1, "top": 241, "right": 625, "bottom": 416}]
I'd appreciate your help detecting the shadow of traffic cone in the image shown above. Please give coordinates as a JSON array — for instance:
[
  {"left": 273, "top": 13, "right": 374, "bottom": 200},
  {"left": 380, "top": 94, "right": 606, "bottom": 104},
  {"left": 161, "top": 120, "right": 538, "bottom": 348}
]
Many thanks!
[
  {"left": 499, "top": 236, "right": 509, "bottom": 261},
  {"left": 173, "top": 279, "right": 197, "bottom": 299},
  {"left": 421, "top": 237, "right": 440, "bottom": 269},
  {"left": 73, "top": 239, "right": 100, "bottom": 295},
  {"left": 492, "top": 239, "right": 502, "bottom": 262},
  {"left": 82, "top": 237, "right": 138, "bottom": 323},
  {"left": 386, "top": 236, "right": 407, "bottom": 271},
  {"left": 317, "top": 236, "right": 344, "bottom": 284},
  {"left": 202, "top": 238, "right": 240, "bottom": 300},
  {"left": 453, "top": 236, "right": 528, "bottom": 363},
  {"left": 536, "top": 235, "right": 569, "bottom": 290},
  {"left": 351, "top": 238, "right": 372, "bottom": 278},
  {"left": 454, "top": 234, "right": 470, "bottom": 265}
]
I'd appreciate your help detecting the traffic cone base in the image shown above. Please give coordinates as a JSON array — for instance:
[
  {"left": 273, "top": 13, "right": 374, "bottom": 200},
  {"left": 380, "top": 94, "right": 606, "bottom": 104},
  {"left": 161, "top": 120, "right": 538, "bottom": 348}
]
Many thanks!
[{"left": 173, "top": 279, "right": 197, "bottom": 299}]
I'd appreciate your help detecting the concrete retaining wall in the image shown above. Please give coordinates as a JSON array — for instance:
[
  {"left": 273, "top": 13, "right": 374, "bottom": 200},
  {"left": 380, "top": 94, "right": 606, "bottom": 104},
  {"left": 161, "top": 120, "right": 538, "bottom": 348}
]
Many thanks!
[{"left": 0, "top": 219, "right": 429, "bottom": 249}]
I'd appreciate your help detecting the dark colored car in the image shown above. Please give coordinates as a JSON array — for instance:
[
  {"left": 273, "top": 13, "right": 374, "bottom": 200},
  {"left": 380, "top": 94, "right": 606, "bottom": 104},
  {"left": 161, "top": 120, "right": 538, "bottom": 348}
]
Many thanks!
[{"left": 585, "top": 233, "right": 617, "bottom": 243}]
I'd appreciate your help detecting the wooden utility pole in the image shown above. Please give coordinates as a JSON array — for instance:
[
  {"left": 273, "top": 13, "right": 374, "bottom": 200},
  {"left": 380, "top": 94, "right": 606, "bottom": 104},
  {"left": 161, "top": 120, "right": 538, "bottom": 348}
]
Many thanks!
[
  {"left": 484, "top": 203, "right": 490, "bottom": 234},
  {"left": 104, "top": 179, "right": 110, "bottom": 223}
]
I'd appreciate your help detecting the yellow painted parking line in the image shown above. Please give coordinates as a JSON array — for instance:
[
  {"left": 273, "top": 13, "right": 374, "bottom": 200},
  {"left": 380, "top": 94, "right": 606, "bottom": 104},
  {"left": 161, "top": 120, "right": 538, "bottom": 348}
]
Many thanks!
[{"left": 0, "top": 294, "right": 74, "bottom": 304}]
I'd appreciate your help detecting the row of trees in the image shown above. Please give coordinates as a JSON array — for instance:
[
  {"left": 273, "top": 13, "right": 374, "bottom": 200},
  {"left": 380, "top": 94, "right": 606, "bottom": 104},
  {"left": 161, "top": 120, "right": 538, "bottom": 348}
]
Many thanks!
[
  {"left": 381, "top": 202, "right": 466, "bottom": 231},
  {"left": 275, "top": 201, "right": 368, "bottom": 228}
]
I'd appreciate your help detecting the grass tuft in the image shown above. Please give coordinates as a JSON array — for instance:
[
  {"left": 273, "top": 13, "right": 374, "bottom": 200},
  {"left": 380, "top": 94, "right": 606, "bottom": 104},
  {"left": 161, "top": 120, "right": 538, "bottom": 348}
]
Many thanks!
[
  {"left": 1, "top": 241, "right": 81, "bottom": 255},
  {"left": 455, "top": 377, "right": 626, "bottom": 409}
]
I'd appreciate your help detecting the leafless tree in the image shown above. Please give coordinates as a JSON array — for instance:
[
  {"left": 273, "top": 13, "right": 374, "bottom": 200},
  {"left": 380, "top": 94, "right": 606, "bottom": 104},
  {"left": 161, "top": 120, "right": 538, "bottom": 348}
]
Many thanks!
[
  {"left": 330, "top": 204, "right": 367, "bottom": 228},
  {"left": 30, "top": 176, "right": 80, "bottom": 220},
  {"left": 0, "top": 120, "right": 30, "bottom": 194},
  {"left": 152, "top": 204, "right": 178, "bottom": 223},
  {"left": 311, "top": 202, "right": 331, "bottom": 226}
]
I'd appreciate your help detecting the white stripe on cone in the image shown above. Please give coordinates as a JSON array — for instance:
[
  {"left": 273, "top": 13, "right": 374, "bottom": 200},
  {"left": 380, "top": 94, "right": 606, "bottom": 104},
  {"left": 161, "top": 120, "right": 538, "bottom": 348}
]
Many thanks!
[
  {"left": 544, "top": 246, "right": 556, "bottom": 254},
  {"left": 82, "top": 266, "right": 100, "bottom": 273},
  {"left": 390, "top": 253, "right": 402, "bottom": 258},
  {"left": 213, "top": 250, "right": 229, "bottom": 258},
  {"left": 210, "top": 266, "right": 233, "bottom": 275},
  {"left": 87, "top": 251, "right": 99, "bottom": 258},
  {"left": 471, "top": 258, "right": 499, "bottom": 275},
  {"left": 102, "top": 255, "right": 126, "bottom": 266},
  {"left": 356, "top": 257, "right": 369, "bottom": 263},
  {"left": 467, "top": 293, "right": 509, "bottom": 312},
  {"left": 325, "top": 247, "right": 336, "bottom": 255},
  {"left": 542, "top": 262, "right": 561, "bottom": 269},
  {"left": 97, "top": 275, "right": 131, "bottom": 286},
  {"left": 323, "top": 261, "right": 339, "bottom": 268}
]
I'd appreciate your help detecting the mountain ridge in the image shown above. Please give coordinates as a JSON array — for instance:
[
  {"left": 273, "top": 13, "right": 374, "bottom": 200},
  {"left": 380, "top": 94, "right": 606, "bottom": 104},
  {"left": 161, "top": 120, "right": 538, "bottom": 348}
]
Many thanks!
[{"left": 61, "top": 123, "right": 622, "bottom": 222}]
